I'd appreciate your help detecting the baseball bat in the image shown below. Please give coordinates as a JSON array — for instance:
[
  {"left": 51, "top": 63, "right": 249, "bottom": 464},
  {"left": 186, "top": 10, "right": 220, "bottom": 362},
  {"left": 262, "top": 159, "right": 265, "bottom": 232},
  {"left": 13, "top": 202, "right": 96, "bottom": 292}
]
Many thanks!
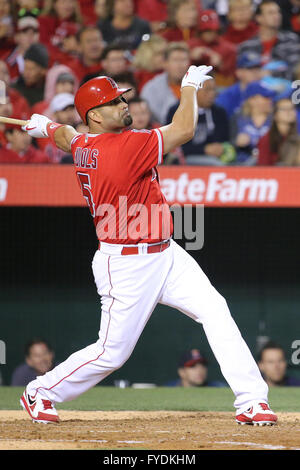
[{"left": 0, "top": 116, "right": 29, "bottom": 126}]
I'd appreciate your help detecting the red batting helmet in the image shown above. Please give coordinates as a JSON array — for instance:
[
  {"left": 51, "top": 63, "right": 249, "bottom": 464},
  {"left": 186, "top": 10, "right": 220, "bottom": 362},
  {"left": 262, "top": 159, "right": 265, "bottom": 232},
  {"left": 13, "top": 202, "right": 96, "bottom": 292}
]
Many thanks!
[{"left": 74, "top": 76, "right": 132, "bottom": 124}]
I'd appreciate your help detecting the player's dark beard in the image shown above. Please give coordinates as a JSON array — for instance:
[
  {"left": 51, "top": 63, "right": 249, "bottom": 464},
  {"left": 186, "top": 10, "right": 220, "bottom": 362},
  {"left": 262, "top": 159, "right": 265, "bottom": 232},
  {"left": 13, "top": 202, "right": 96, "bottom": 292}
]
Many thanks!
[{"left": 124, "top": 114, "right": 133, "bottom": 126}]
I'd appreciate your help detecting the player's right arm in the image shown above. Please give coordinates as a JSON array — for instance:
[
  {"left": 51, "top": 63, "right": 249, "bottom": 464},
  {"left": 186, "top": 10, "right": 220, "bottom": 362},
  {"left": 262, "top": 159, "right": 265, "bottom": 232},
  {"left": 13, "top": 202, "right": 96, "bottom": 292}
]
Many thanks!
[
  {"left": 159, "top": 65, "right": 213, "bottom": 155},
  {"left": 22, "top": 114, "right": 79, "bottom": 153}
]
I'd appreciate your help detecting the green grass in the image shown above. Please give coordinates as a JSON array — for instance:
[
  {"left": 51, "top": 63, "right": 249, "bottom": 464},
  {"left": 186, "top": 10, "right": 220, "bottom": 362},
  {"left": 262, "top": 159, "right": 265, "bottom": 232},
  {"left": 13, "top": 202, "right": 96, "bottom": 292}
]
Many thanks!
[{"left": 1, "top": 386, "right": 300, "bottom": 412}]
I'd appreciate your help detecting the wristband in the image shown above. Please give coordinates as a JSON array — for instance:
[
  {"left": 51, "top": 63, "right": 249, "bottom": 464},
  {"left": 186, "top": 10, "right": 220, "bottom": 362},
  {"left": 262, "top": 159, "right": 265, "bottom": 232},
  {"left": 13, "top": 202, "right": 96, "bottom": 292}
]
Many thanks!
[{"left": 47, "top": 122, "right": 64, "bottom": 143}]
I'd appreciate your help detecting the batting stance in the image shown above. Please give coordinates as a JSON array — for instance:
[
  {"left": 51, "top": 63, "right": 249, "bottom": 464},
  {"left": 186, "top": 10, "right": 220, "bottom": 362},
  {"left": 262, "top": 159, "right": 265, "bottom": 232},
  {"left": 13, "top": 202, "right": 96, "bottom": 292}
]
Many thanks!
[{"left": 20, "top": 65, "right": 277, "bottom": 426}]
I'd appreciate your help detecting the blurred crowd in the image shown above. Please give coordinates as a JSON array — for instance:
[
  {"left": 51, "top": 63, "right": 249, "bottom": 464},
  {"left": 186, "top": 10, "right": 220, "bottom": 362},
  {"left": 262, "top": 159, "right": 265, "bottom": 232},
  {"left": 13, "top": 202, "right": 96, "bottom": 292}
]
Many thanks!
[{"left": 1, "top": 0, "right": 300, "bottom": 165}]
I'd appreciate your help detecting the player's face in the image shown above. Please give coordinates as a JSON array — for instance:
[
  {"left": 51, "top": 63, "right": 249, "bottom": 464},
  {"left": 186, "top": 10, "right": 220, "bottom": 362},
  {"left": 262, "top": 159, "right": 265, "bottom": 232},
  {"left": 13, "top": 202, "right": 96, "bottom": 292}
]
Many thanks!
[
  {"left": 258, "top": 349, "right": 287, "bottom": 384},
  {"left": 89, "top": 95, "right": 133, "bottom": 130}
]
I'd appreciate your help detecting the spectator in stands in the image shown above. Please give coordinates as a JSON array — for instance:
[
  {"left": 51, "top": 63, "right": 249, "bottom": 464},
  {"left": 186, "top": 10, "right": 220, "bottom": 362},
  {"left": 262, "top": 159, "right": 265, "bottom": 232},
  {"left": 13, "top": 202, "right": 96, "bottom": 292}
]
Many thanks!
[
  {"left": 166, "top": 348, "right": 227, "bottom": 387},
  {"left": 78, "top": 0, "right": 98, "bottom": 24},
  {"left": 48, "top": 21, "right": 80, "bottom": 66},
  {"left": 0, "top": 98, "right": 13, "bottom": 146},
  {"left": 188, "top": 9, "right": 237, "bottom": 87},
  {"left": 0, "top": 60, "right": 31, "bottom": 120},
  {"left": 238, "top": 0, "right": 300, "bottom": 80},
  {"left": 141, "top": 41, "right": 190, "bottom": 124},
  {"left": 38, "top": 0, "right": 83, "bottom": 46},
  {"left": 257, "top": 341, "right": 300, "bottom": 386},
  {"left": 276, "top": 0, "right": 300, "bottom": 32},
  {"left": 128, "top": 97, "right": 158, "bottom": 130},
  {"left": 112, "top": 72, "right": 137, "bottom": 101},
  {"left": 0, "top": 125, "right": 49, "bottom": 163},
  {"left": 12, "top": 43, "right": 49, "bottom": 106},
  {"left": 15, "top": 0, "right": 41, "bottom": 16},
  {"left": 95, "top": 0, "right": 107, "bottom": 22},
  {"left": 3, "top": 15, "right": 40, "bottom": 81},
  {"left": 161, "top": 0, "right": 199, "bottom": 42},
  {"left": 257, "top": 97, "right": 298, "bottom": 165},
  {"left": 11, "top": 339, "right": 55, "bottom": 386},
  {"left": 98, "top": 0, "right": 151, "bottom": 50},
  {"left": 277, "top": 134, "right": 300, "bottom": 166},
  {"left": 101, "top": 44, "right": 130, "bottom": 76},
  {"left": 215, "top": 52, "right": 263, "bottom": 118},
  {"left": 222, "top": 0, "right": 258, "bottom": 45},
  {"left": 166, "top": 78, "right": 235, "bottom": 165},
  {"left": 32, "top": 65, "right": 78, "bottom": 117},
  {"left": 70, "top": 26, "right": 105, "bottom": 83},
  {"left": 134, "top": 0, "right": 168, "bottom": 33},
  {"left": 0, "top": 0, "right": 14, "bottom": 43},
  {"left": 36, "top": 92, "right": 79, "bottom": 163},
  {"left": 133, "top": 35, "right": 167, "bottom": 92},
  {"left": 231, "top": 81, "right": 275, "bottom": 164}
]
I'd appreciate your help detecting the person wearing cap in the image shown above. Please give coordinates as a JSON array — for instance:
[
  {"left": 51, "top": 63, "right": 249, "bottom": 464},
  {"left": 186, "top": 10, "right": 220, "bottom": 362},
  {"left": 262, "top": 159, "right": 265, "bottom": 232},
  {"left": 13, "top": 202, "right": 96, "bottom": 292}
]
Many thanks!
[
  {"left": 31, "top": 66, "right": 78, "bottom": 117},
  {"left": 48, "top": 21, "right": 80, "bottom": 67},
  {"left": 238, "top": 0, "right": 300, "bottom": 81},
  {"left": 215, "top": 52, "right": 263, "bottom": 118},
  {"left": 3, "top": 15, "right": 40, "bottom": 81},
  {"left": 222, "top": 0, "right": 259, "bottom": 45},
  {"left": 12, "top": 43, "right": 49, "bottom": 106},
  {"left": 166, "top": 349, "right": 227, "bottom": 387},
  {"left": 36, "top": 93, "right": 79, "bottom": 163},
  {"left": 188, "top": 9, "right": 237, "bottom": 87},
  {"left": 231, "top": 81, "right": 275, "bottom": 164}
]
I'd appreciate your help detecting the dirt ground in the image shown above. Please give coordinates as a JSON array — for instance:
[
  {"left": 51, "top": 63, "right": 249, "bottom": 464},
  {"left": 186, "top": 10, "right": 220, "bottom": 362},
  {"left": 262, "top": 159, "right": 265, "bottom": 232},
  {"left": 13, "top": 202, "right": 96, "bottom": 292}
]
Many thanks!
[{"left": 0, "top": 410, "right": 299, "bottom": 450}]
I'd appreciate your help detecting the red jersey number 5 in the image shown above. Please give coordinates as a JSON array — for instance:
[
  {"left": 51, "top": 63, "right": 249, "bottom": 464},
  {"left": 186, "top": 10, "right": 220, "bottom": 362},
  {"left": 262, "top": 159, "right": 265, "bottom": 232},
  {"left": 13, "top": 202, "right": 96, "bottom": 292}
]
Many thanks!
[{"left": 77, "top": 172, "right": 95, "bottom": 217}]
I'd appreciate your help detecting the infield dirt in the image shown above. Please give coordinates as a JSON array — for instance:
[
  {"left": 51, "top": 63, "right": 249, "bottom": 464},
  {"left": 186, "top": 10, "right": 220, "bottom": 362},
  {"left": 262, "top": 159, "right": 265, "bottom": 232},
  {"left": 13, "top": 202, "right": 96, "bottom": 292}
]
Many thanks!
[{"left": 0, "top": 410, "right": 299, "bottom": 450}]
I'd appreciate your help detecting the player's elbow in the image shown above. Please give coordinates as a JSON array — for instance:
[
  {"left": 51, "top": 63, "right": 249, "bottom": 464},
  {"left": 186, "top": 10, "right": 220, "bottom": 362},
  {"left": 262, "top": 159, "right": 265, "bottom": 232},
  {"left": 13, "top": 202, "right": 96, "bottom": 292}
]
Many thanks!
[{"left": 180, "top": 128, "right": 195, "bottom": 144}]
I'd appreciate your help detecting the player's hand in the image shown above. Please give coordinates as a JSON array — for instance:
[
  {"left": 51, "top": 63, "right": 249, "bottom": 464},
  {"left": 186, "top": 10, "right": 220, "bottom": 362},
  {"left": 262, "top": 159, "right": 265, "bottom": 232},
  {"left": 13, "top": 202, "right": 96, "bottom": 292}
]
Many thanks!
[
  {"left": 181, "top": 65, "right": 213, "bottom": 91},
  {"left": 22, "top": 114, "right": 52, "bottom": 138}
]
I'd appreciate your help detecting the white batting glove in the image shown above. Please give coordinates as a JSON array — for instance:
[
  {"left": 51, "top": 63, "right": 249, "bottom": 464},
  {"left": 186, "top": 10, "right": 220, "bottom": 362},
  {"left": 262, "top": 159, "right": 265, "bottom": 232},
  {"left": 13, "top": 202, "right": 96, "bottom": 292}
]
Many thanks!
[
  {"left": 22, "top": 113, "right": 52, "bottom": 138},
  {"left": 181, "top": 65, "right": 213, "bottom": 91}
]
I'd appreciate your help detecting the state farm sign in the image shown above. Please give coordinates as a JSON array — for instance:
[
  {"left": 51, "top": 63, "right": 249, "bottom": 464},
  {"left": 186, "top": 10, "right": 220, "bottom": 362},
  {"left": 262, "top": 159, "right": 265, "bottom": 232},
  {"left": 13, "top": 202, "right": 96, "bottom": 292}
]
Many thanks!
[
  {"left": 1, "top": 165, "right": 300, "bottom": 207},
  {"left": 161, "top": 172, "right": 279, "bottom": 205}
]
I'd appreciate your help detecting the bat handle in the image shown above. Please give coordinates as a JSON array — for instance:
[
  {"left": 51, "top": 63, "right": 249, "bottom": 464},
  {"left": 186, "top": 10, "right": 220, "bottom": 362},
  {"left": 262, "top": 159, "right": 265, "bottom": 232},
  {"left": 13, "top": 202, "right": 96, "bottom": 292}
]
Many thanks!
[{"left": 0, "top": 116, "right": 29, "bottom": 126}]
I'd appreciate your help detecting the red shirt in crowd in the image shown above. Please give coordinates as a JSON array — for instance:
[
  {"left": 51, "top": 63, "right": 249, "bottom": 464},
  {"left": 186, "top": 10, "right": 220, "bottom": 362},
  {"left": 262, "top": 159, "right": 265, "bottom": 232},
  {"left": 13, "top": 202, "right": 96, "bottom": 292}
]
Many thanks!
[
  {"left": 188, "top": 36, "right": 237, "bottom": 78},
  {"left": 221, "top": 21, "right": 259, "bottom": 45},
  {"left": 0, "top": 144, "right": 49, "bottom": 164},
  {"left": 161, "top": 26, "right": 198, "bottom": 42},
  {"left": 257, "top": 132, "right": 279, "bottom": 165},
  {"left": 8, "top": 89, "right": 31, "bottom": 120},
  {"left": 134, "top": 0, "right": 168, "bottom": 23},
  {"left": 67, "top": 57, "right": 102, "bottom": 83}
]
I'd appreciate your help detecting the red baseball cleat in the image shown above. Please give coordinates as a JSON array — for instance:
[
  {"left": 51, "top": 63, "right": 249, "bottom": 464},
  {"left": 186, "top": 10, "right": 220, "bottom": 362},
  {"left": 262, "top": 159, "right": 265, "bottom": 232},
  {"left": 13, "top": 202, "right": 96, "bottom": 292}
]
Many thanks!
[
  {"left": 20, "top": 389, "right": 59, "bottom": 424},
  {"left": 236, "top": 402, "right": 278, "bottom": 426}
]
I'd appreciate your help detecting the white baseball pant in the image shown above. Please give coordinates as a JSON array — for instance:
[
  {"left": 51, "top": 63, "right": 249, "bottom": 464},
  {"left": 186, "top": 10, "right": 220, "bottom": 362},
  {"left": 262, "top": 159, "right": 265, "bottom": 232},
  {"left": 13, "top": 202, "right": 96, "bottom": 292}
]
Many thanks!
[{"left": 27, "top": 239, "right": 268, "bottom": 412}]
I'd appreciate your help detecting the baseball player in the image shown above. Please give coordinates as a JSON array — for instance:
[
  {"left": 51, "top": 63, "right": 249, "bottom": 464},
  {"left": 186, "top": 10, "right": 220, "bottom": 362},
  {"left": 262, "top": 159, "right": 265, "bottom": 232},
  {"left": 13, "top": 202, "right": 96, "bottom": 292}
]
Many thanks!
[{"left": 20, "top": 65, "right": 277, "bottom": 426}]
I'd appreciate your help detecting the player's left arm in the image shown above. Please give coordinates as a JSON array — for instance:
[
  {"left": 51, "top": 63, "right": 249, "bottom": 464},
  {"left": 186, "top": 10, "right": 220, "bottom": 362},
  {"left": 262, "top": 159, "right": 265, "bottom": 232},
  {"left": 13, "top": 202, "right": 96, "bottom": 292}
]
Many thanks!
[{"left": 22, "top": 114, "right": 79, "bottom": 153}]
